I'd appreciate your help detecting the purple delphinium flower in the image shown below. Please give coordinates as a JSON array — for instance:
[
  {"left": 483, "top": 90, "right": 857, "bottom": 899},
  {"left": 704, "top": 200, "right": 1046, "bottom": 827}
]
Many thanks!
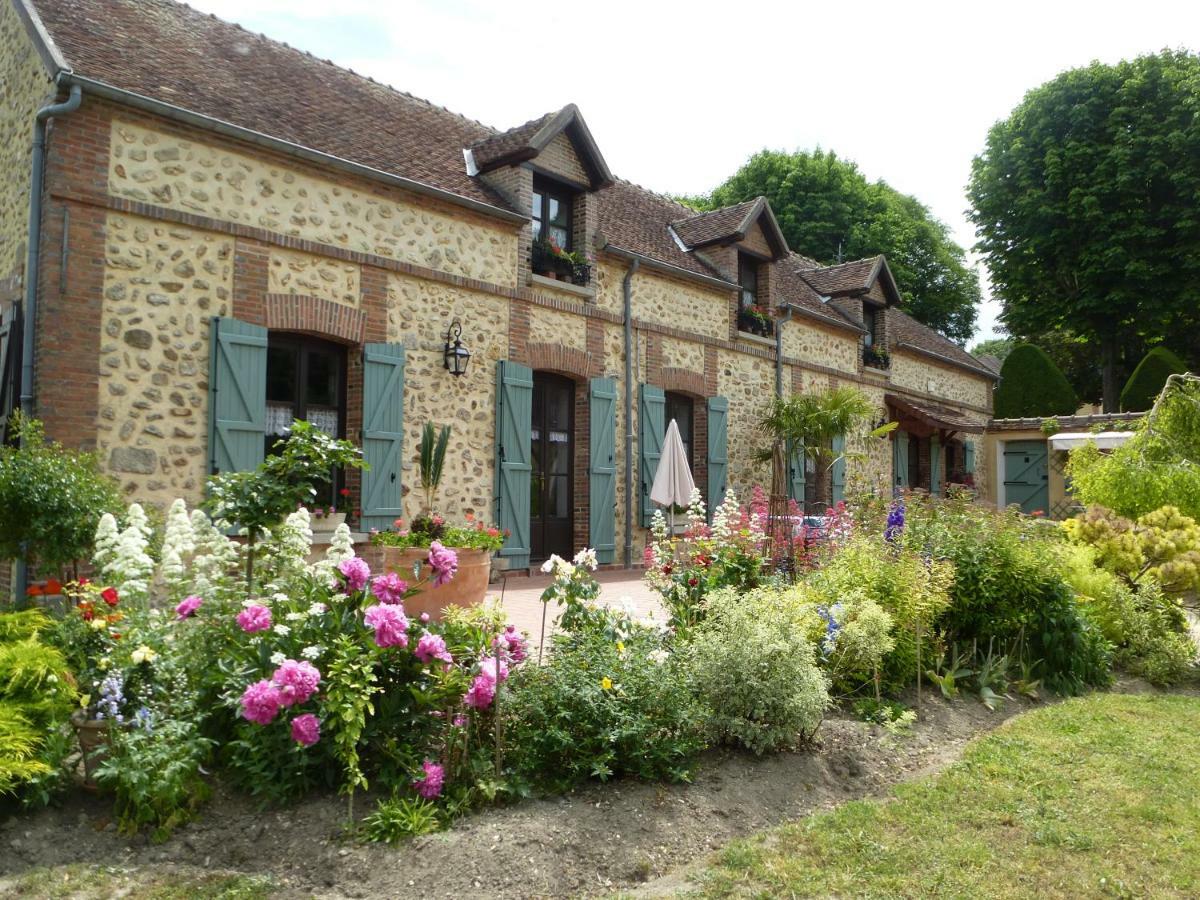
[{"left": 885, "top": 501, "right": 906, "bottom": 544}]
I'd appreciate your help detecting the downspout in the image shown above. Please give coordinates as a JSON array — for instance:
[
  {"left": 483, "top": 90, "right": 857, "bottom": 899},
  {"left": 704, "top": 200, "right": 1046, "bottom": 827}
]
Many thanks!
[
  {"left": 15, "top": 78, "right": 82, "bottom": 603},
  {"left": 774, "top": 306, "right": 794, "bottom": 399},
  {"left": 622, "top": 258, "right": 639, "bottom": 568}
]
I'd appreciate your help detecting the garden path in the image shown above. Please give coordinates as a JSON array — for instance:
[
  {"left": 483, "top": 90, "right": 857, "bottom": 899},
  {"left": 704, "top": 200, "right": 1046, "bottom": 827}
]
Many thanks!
[{"left": 493, "top": 568, "right": 664, "bottom": 652}]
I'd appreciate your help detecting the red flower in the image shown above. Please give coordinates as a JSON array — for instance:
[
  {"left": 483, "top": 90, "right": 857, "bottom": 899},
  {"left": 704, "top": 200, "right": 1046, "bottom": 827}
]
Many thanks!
[
  {"left": 110, "top": 632, "right": 121, "bottom": 641},
  {"left": 101, "top": 587, "right": 119, "bottom": 607},
  {"left": 78, "top": 577, "right": 91, "bottom": 585},
  {"left": 393, "top": 518, "right": 404, "bottom": 529},
  {"left": 465, "top": 512, "right": 475, "bottom": 522},
  {"left": 688, "top": 577, "right": 699, "bottom": 587},
  {"left": 78, "top": 601, "right": 94, "bottom": 622},
  {"left": 339, "top": 487, "right": 351, "bottom": 497},
  {"left": 25, "top": 584, "right": 43, "bottom": 597},
  {"left": 487, "top": 528, "right": 499, "bottom": 537},
  {"left": 45, "top": 578, "right": 63, "bottom": 595}
]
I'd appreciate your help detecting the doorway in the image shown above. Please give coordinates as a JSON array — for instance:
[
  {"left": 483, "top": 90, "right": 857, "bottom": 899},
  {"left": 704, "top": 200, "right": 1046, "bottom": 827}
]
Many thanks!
[
  {"left": 530, "top": 372, "right": 574, "bottom": 562},
  {"left": 1003, "top": 439, "right": 1049, "bottom": 514}
]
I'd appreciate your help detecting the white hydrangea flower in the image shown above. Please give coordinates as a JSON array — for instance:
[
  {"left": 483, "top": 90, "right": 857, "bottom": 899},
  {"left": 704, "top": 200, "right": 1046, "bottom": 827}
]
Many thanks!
[
  {"left": 285, "top": 611, "right": 305, "bottom": 622},
  {"left": 301, "top": 645, "right": 323, "bottom": 660},
  {"left": 273, "top": 624, "right": 291, "bottom": 636},
  {"left": 269, "top": 651, "right": 287, "bottom": 666}
]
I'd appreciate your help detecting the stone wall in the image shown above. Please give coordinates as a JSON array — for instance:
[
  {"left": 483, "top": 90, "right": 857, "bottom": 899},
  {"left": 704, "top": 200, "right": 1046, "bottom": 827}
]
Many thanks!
[
  {"left": 781, "top": 318, "right": 860, "bottom": 375},
  {"left": 385, "top": 273, "right": 508, "bottom": 522},
  {"left": 595, "top": 262, "right": 731, "bottom": 342},
  {"left": 0, "top": 3, "right": 51, "bottom": 279},
  {"left": 717, "top": 349, "right": 773, "bottom": 502},
  {"left": 890, "top": 350, "right": 992, "bottom": 410},
  {"left": 107, "top": 120, "right": 518, "bottom": 287},
  {"left": 528, "top": 305, "right": 587, "bottom": 351},
  {"left": 268, "top": 247, "right": 360, "bottom": 307},
  {"left": 660, "top": 335, "right": 705, "bottom": 376},
  {"left": 97, "top": 213, "right": 232, "bottom": 507}
]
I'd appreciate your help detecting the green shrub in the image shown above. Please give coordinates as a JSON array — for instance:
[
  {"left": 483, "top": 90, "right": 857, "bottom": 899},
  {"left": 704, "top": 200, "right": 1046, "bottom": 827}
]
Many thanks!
[
  {"left": 362, "top": 796, "right": 442, "bottom": 843},
  {"left": 0, "top": 703, "right": 52, "bottom": 795},
  {"left": 1121, "top": 346, "right": 1188, "bottom": 412},
  {"left": 685, "top": 588, "right": 830, "bottom": 754},
  {"left": 992, "top": 343, "right": 1078, "bottom": 418},
  {"left": 504, "top": 623, "right": 703, "bottom": 789}
]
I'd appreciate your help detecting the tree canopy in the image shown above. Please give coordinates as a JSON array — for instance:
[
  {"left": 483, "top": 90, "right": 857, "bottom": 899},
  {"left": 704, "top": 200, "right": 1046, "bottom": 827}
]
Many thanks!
[
  {"left": 968, "top": 50, "right": 1200, "bottom": 411},
  {"left": 1121, "top": 346, "right": 1189, "bottom": 412},
  {"left": 993, "top": 343, "right": 1078, "bottom": 418},
  {"left": 969, "top": 337, "right": 1015, "bottom": 365},
  {"left": 695, "top": 149, "right": 981, "bottom": 343}
]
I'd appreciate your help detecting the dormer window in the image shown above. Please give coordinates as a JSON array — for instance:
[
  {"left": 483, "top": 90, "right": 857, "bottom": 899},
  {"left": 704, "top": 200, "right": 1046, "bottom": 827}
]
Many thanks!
[
  {"left": 532, "top": 177, "right": 573, "bottom": 251},
  {"left": 864, "top": 306, "right": 878, "bottom": 346},
  {"left": 738, "top": 253, "right": 759, "bottom": 310}
]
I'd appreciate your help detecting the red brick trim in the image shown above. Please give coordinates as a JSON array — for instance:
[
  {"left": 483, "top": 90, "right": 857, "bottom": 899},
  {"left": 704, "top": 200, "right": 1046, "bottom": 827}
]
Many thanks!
[
  {"left": 526, "top": 342, "right": 597, "bottom": 379},
  {"left": 659, "top": 367, "right": 707, "bottom": 398},
  {"left": 264, "top": 294, "right": 366, "bottom": 345}
]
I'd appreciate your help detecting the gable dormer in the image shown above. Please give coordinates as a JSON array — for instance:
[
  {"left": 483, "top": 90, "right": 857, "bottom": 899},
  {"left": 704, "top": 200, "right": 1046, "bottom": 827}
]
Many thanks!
[
  {"left": 798, "top": 255, "right": 902, "bottom": 370},
  {"left": 467, "top": 105, "right": 613, "bottom": 289}
]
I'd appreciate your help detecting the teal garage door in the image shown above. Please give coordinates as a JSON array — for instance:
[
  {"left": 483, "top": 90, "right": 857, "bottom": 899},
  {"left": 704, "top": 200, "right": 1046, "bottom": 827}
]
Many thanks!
[{"left": 1003, "top": 440, "right": 1048, "bottom": 515}]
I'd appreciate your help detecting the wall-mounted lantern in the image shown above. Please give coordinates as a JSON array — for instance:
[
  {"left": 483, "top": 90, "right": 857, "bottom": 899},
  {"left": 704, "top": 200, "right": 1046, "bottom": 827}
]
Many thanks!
[{"left": 443, "top": 318, "right": 471, "bottom": 377}]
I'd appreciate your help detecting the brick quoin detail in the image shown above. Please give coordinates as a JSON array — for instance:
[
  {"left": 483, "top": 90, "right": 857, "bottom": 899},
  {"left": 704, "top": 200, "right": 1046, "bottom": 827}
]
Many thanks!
[{"left": 264, "top": 294, "right": 366, "bottom": 345}]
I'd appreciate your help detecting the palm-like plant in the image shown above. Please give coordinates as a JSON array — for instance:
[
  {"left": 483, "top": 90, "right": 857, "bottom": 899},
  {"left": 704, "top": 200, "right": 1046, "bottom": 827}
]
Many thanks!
[
  {"left": 760, "top": 386, "right": 885, "bottom": 508},
  {"left": 419, "top": 422, "right": 451, "bottom": 515}
]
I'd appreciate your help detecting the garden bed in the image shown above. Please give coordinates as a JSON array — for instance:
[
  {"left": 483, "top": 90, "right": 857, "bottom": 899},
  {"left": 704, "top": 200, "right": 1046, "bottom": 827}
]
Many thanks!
[{"left": 1, "top": 691, "right": 1042, "bottom": 899}]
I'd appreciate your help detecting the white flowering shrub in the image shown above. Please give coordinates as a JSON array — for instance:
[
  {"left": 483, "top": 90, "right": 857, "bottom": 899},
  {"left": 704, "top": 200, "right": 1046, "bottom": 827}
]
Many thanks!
[
  {"left": 259, "top": 508, "right": 314, "bottom": 592},
  {"left": 159, "top": 499, "right": 196, "bottom": 601},
  {"left": 93, "top": 512, "right": 120, "bottom": 574},
  {"left": 310, "top": 522, "right": 354, "bottom": 583},
  {"left": 96, "top": 503, "right": 157, "bottom": 606},
  {"left": 685, "top": 586, "right": 830, "bottom": 754},
  {"left": 189, "top": 508, "right": 241, "bottom": 603}
]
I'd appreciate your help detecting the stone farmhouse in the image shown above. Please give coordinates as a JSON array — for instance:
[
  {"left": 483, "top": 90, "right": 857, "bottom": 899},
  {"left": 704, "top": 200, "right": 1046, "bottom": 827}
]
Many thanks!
[{"left": 1, "top": 0, "right": 996, "bottom": 574}]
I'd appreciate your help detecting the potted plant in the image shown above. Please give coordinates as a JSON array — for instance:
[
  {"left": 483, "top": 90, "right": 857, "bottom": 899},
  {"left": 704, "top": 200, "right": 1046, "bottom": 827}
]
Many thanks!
[
  {"left": 371, "top": 423, "right": 505, "bottom": 620},
  {"left": 308, "top": 488, "right": 351, "bottom": 533},
  {"left": 863, "top": 345, "right": 891, "bottom": 369},
  {"left": 738, "top": 305, "right": 772, "bottom": 336}
]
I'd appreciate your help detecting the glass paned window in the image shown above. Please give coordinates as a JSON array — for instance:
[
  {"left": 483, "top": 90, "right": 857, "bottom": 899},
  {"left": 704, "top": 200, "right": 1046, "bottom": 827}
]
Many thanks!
[
  {"left": 665, "top": 392, "right": 694, "bottom": 469},
  {"left": 864, "top": 306, "right": 877, "bottom": 347},
  {"left": 532, "top": 178, "right": 573, "bottom": 251},
  {"left": 738, "top": 253, "right": 758, "bottom": 310}
]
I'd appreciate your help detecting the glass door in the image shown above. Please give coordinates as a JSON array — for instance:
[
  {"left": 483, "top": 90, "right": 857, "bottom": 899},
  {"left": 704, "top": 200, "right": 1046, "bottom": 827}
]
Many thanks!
[{"left": 530, "top": 373, "right": 574, "bottom": 562}]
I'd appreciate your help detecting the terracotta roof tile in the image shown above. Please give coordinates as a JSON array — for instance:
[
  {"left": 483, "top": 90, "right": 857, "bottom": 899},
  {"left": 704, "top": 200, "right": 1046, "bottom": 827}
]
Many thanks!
[
  {"left": 469, "top": 111, "right": 555, "bottom": 171},
  {"left": 797, "top": 256, "right": 883, "bottom": 296},
  {"left": 670, "top": 200, "right": 760, "bottom": 248},
  {"left": 890, "top": 310, "right": 998, "bottom": 379}
]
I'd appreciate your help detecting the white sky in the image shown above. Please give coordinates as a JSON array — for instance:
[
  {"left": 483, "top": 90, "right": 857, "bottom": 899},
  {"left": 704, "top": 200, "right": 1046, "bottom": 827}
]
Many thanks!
[{"left": 188, "top": 0, "right": 1199, "bottom": 344}]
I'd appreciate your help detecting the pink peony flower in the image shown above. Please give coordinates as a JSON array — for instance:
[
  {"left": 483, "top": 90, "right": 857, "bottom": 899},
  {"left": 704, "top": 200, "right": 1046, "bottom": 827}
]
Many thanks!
[
  {"left": 240, "top": 679, "right": 282, "bottom": 725},
  {"left": 414, "top": 632, "right": 453, "bottom": 665},
  {"left": 338, "top": 556, "right": 371, "bottom": 592},
  {"left": 271, "top": 659, "right": 321, "bottom": 706},
  {"left": 477, "top": 656, "right": 509, "bottom": 684},
  {"left": 290, "top": 713, "right": 321, "bottom": 747},
  {"left": 494, "top": 625, "right": 528, "bottom": 664},
  {"left": 426, "top": 541, "right": 458, "bottom": 587},
  {"left": 371, "top": 572, "right": 409, "bottom": 605},
  {"left": 175, "top": 595, "right": 203, "bottom": 620},
  {"left": 236, "top": 604, "right": 272, "bottom": 634},
  {"left": 419, "top": 612, "right": 430, "bottom": 623},
  {"left": 452, "top": 714, "right": 467, "bottom": 728},
  {"left": 463, "top": 674, "right": 496, "bottom": 709},
  {"left": 364, "top": 604, "right": 409, "bottom": 648},
  {"left": 413, "top": 760, "right": 445, "bottom": 799}
]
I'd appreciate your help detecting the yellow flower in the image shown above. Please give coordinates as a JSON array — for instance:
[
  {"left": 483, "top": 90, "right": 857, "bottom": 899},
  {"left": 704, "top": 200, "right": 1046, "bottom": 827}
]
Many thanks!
[
  {"left": 131, "top": 645, "right": 157, "bottom": 665},
  {"left": 601, "top": 676, "right": 613, "bottom": 691},
  {"left": 89, "top": 618, "right": 108, "bottom": 631},
  {"left": 615, "top": 641, "right": 625, "bottom": 655},
  {"left": 79, "top": 694, "right": 90, "bottom": 709}
]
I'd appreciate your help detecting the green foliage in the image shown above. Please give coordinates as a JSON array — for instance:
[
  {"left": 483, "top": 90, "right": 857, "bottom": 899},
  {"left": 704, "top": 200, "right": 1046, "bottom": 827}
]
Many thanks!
[
  {"left": 685, "top": 587, "right": 830, "bottom": 754},
  {"left": 204, "top": 420, "right": 366, "bottom": 544},
  {"left": 95, "top": 713, "right": 214, "bottom": 841},
  {"left": 0, "top": 703, "right": 52, "bottom": 795},
  {"left": 322, "top": 635, "right": 379, "bottom": 802},
  {"left": 418, "top": 422, "right": 451, "bottom": 513},
  {"left": 969, "top": 50, "right": 1200, "bottom": 409},
  {"left": 371, "top": 521, "right": 504, "bottom": 552},
  {"left": 361, "top": 796, "right": 442, "bottom": 843},
  {"left": 992, "top": 344, "right": 1078, "bottom": 418},
  {"left": 702, "top": 149, "right": 980, "bottom": 342},
  {"left": 968, "top": 337, "right": 1015, "bottom": 364},
  {"left": 0, "top": 638, "right": 75, "bottom": 726},
  {"left": 0, "top": 608, "right": 51, "bottom": 643},
  {"left": 1064, "top": 504, "right": 1200, "bottom": 595},
  {"left": 1121, "top": 347, "right": 1189, "bottom": 412},
  {"left": 0, "top": 414, "right": 121, "bottom": 575},
  {"left": 504, "top": 623, "right": 703, "bottom": 790}
]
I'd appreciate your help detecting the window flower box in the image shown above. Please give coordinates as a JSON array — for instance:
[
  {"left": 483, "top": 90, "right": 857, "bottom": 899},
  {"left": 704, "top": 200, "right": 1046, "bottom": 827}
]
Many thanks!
[
  {"left": 863, "top": 345, "right": 891, "bottom": 370},
  {"left": 532, "top": 239, "right": 592, "bottom": 285},
  {"left": 738, "top": 307, "right": 774, "bottom": 337}
]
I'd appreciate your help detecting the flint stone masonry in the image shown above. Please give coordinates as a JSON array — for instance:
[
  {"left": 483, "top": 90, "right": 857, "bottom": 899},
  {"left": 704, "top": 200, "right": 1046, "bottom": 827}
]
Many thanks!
[
  {"left": 718, "top": 349, "right": 773, "bottom": 503},
  {"left": 268, "top": 247, "right": 361, "bottom": 307},
  {"left": 529, "top": 305, "right": 587, "bottom": 352},
  {"left": 595, "top": 262, "right": 731, "bottom": 342},
  {"left": 108, "top": 120, "right": 518, "bottom": 287},
  {"left": 97, "top": 213, "right": 233, "bottom": 507},
  {"left": 781, "top": 319, "right": 860, "bottom": 375},
  {"left": 386, "top": 272, "right": 508, "bottom": 521},
  {"left": 0, "top": 1, "right": 51, "bottom": 278}
]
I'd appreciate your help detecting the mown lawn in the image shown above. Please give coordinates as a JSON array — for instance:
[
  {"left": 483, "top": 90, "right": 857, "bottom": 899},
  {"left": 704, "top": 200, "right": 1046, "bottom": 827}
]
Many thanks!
[{"left": 693, "top": 692, "right": 1200, "bottom": 899}]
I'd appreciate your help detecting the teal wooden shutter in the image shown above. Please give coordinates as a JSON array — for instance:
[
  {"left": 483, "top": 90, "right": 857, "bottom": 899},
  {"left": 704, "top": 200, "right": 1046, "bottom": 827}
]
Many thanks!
[
  {"left": 495, "top": 361, "right": 533, "bottom": 568},
  {"left": 360, "top": 343, "right": 406, "bottom": 532},
  {"left": 588, "top": 376, "right": 617, "bottom": 564},
  {"left": 893, "top": 429, "right": 909, "bottom": 491},
  {"left": 788, "top": 441, "right": 806, "bottom": 508},
  {"left": 639, "top": 384, "right": 665, "bottom": 525},
  {"left": 208, "top": 316, "right": 267, "bottom": 474},
  {"left": 706, "top": 396, "right": 729, "bottom": 515},
  {"left": 0, "top": 302, "right": 20, "bottom": 444},
  {"left": 964, "top": 440, "right": 976, "bottom": 476},
  {"left": 930, "top": 434, "right": 942, "bottom": 495},
  {"left": 831, "top": 434, "right": 846, "bottom": 505}
]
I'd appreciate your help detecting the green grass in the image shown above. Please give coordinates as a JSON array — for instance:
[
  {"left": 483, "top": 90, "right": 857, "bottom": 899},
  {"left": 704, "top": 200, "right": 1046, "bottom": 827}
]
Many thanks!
[
  {"left": 693, "top": 693, "right": 1200, "bottom": 898},
  {"left": 3, "top": 864, "right": 275, "bottom": 899}
]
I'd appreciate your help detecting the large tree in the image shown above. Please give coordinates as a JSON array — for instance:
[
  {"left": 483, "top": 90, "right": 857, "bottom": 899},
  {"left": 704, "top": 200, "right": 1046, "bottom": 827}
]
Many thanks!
[
  {"left": 696, "top": 150, "right": 981, "bottom": 343},
  {"left": 968, "top": 50, "right": 1200, "bottom": 411}
]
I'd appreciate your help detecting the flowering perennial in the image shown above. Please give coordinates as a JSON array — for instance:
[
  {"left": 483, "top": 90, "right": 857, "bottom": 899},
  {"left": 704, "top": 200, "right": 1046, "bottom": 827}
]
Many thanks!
[
  {"left": 371, "top": 571, "right": 409, "bottom": 604},
  {"left": 271, "top": 659, "right": 321, "bottom": 706},
  {"left": 338, "top": 556, "right": 371, "bottom": 592},
  {"left": 364, "top": 603, "right": 410, "bottom": 648},
  {"left": 414, "top": 632, "right": 453, "bottom": 665},
  {"left": 175, "top": 595, "right": 203, "bottom": 620},
  {"left": 290, "top": 713, "right": 321, "bottom": 747},
  {"left": 240, "top": 679, "right": 282, "bottom": 725},
  {"left": 236, "top": 604, "right": 272, "bottom": 634},
  {"left": 427, "top": 541, "right": 458, "bottom": 587},
  {"left": 413, "top": 760, "right": 445, "bottom": 799}
]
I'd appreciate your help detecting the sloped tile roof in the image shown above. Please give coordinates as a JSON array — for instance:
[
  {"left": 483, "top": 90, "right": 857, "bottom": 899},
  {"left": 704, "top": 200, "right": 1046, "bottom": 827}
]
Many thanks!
[
  {"left": 670, "top": 199, "right": 760, "bottom": 248},
  {"left": 27, "top": 0, "right": 511, "bottom": 210},
  {"left": 885, "top": 394, "right": 985, "bottom": 433},
  {"left": 798, "top": 256, "right": 883, "bottom": 296},
  {"left": 469, "top": 111, "right": 555, "bottom": 171},
  {"left": 890, "top": 310, "right": 998, "bottom": 379}
]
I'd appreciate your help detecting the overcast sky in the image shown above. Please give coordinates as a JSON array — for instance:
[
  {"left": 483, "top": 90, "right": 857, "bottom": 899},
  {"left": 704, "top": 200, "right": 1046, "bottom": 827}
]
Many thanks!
[{"left": 188, "top": 0, "right": 1198, "bottom": 345}]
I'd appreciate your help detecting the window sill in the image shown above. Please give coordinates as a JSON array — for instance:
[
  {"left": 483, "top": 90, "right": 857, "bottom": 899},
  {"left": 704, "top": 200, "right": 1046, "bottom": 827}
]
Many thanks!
[
  {"left": 529, "top": 273, "right": 596, "bottom": 299},
  {"left": 737, "top": 330, "right": 776, "bottom": 347}
]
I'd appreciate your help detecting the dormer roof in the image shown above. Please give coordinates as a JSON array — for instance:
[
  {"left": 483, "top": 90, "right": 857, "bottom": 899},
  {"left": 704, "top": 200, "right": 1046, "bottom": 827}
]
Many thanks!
[
  {"left": 467, "top": 103, "right": 614, "bottom": 189},
  {"left": 670, "top": 196, "right": 788, "bottom": 259},
  {"left": 799, "top": 255, "right": 902, "bottom": 306}
]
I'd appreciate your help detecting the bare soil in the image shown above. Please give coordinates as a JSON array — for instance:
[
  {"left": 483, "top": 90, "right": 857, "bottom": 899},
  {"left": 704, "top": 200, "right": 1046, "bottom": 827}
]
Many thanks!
[{"left": 0, "top": 688, "right": 1060, "bottom": 899}]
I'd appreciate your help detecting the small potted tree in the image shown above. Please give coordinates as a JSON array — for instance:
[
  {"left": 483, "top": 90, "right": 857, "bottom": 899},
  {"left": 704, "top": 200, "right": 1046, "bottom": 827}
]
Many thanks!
[{"left": 372, "top": 423, "right": 504, "bottom": 620}]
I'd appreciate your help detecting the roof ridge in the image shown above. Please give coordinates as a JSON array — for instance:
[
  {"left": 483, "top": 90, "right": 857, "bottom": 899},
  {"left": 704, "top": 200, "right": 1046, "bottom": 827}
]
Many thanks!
[{"left": 171, "top": 0, "right": 500, "bottom": 136}]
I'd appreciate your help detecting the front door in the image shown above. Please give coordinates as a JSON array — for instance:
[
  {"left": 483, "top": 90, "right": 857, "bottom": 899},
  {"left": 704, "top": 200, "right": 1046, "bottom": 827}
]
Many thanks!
[
  {"left": 531, "top": 373, "right": 574, "bottom": 562},
  {"left": 1003, "top": 439, "right": 1048, "bottom": 514}
]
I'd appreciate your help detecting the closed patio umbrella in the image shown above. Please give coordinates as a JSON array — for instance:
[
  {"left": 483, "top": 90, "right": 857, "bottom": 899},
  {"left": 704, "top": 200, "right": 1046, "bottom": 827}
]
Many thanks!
[{"left": 650, "top": 419, "right": 696, "bottom": 530}]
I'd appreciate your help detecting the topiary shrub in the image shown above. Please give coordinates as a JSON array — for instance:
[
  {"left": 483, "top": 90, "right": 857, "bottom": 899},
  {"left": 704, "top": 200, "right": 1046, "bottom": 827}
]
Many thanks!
[
  {"left": 1120, "top": 347, "right": 1188, "bottom": 412},
  {"left": 993, "top": 343, "right": 1078, "bottom": 418}
]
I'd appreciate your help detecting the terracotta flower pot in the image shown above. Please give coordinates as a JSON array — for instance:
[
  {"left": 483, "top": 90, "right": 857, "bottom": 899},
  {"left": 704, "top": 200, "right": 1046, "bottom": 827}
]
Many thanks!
[{"left": 380, "top": 546, "right": 492, "bottom": 621}]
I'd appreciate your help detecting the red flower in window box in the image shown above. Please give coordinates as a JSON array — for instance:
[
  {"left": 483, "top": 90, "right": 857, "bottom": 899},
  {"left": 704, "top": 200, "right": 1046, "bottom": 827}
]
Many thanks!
[
  {"left": 339, "top": 488, "right": 351, "bottom": 498},
  {"left": 44, "top": 578, "right": 63, "bottom": 595},
  {"left": 25, "top": 584, "right": 43, "bottom": 597}
]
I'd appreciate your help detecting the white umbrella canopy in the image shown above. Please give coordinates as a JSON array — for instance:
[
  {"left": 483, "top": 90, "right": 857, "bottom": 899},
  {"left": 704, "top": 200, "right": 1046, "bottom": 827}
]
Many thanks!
[{"left": 650, "top": 419, "right": 696, "bottom": 527}]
